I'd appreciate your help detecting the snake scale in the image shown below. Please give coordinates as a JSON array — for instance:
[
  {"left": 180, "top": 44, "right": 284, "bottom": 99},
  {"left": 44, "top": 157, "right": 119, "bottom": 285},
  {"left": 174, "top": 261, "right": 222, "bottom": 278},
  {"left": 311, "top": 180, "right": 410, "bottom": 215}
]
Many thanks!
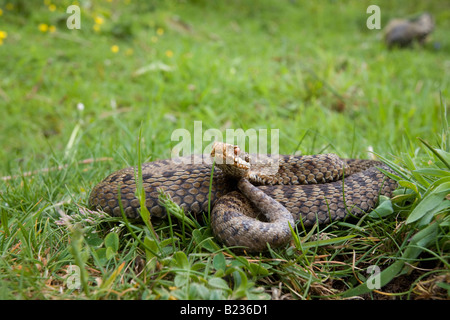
[{"left": 89, "top": 142, "right": 397, "bottom": 251}]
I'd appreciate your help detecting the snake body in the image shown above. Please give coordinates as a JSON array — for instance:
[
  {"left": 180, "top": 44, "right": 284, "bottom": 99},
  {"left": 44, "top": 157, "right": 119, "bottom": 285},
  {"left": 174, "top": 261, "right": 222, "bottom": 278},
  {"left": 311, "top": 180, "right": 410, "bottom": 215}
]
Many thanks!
[{"left": 89, "top": 144, "right": 397, "bottom": 251}]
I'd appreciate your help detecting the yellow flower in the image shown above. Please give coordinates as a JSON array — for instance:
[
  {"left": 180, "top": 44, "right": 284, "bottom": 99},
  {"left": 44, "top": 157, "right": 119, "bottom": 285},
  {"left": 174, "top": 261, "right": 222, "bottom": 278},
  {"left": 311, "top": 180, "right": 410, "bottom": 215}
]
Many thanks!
[
  {"left": 0, "top": 8, "right": 3, "bottom": 16},
  {"left": 5, "top": 3, "right": 13, "bottom": 10},
  {"left": 165, "top": 50, "right": 173, "bottom": 58},
  {"left": 39, "top": 23, "right": 49, "bottom": 32},
  {"left": 48, "top": 4, "right": 56, "bottom": 12},
  {"left": 156, "top": 28, "right": 164, "bottom": 36},
  {"left": 93, "top": 24, "right": 100, "bottom": 32},
  {"left": 95, "top": 16, "right": 104, "bottom": 25},
  {"left": 49, "top": 25, "right": 56, "bottom": 33},
  {"left": 0, "top": 31, "right": 5, "bottom": 46},
  {"left": 111, "top": 45, "right": 119, "bottom": 53}
]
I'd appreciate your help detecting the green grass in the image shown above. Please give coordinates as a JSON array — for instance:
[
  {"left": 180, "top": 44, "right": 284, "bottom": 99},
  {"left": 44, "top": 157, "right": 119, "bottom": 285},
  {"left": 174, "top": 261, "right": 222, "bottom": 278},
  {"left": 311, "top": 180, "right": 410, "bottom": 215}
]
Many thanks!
[{"left": 0, "top": 0, "right": 449, "bottom": 300}]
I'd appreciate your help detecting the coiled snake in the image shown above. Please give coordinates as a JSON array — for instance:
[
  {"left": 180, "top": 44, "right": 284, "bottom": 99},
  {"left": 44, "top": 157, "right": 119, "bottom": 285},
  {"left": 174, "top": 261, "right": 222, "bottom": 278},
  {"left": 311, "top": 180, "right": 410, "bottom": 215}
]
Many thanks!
[{"left": 89, "top": 142, "right": 397, "bottom": 251}]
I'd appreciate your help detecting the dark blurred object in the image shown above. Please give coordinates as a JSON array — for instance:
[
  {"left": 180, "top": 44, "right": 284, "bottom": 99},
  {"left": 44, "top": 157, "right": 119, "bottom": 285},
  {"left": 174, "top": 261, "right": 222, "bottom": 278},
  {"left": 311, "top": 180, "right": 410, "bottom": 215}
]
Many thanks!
[{"left": 384, "top": 13, "right": 435, "bottom": 48}]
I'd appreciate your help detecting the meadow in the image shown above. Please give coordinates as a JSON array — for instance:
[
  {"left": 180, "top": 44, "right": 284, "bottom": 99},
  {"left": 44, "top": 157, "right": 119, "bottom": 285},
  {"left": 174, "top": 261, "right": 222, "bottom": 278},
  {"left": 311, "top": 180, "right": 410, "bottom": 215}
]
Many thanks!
[{"left": 0, "top": 0, "right": 449, "bottom": 300}]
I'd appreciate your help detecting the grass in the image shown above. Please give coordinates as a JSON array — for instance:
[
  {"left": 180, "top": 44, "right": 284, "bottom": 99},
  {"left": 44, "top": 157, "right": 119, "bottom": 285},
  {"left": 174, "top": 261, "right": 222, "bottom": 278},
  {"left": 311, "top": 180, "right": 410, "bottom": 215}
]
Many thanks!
[{"left": 0, "top": 0, "right": 449, "bottom": 300}]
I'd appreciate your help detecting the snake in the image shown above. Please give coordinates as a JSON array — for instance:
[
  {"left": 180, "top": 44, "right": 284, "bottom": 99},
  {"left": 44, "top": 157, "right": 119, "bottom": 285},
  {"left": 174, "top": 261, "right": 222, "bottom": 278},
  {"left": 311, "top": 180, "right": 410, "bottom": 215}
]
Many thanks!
[{"left": 89, "top": 142, "right": 397, "bottom": 252}]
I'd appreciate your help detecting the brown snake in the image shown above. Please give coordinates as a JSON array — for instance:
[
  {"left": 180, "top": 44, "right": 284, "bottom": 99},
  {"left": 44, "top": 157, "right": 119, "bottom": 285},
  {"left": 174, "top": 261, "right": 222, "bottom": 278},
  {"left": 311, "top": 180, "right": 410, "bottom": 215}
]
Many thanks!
[{"left": 89, "top": 142, "right": 397, "bottom": 251}]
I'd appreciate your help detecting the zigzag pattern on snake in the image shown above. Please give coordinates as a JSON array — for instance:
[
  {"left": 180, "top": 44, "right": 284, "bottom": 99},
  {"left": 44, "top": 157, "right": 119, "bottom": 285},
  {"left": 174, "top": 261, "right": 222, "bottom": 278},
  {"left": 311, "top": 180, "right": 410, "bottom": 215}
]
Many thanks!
[{"left": 89, "top": 146, "right": 397, "bottom": 251}]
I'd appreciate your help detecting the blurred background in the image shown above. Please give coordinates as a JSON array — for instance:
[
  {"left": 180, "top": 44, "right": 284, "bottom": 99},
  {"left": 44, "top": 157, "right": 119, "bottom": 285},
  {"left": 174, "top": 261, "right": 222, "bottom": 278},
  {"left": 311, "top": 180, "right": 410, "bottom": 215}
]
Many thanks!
[{"left": 0, "top": 0, "right": 449, "bottom": 175}]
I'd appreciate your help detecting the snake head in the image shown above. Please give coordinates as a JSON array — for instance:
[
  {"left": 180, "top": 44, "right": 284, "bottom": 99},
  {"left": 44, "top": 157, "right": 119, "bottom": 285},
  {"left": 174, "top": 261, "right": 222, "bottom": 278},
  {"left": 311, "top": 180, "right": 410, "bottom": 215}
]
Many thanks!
[
  {"left": 211, "top": 142, "right": 280, "bottom": 184},
  {"left": 211, "top": 142, "right": 250, "bottom": 179}
]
